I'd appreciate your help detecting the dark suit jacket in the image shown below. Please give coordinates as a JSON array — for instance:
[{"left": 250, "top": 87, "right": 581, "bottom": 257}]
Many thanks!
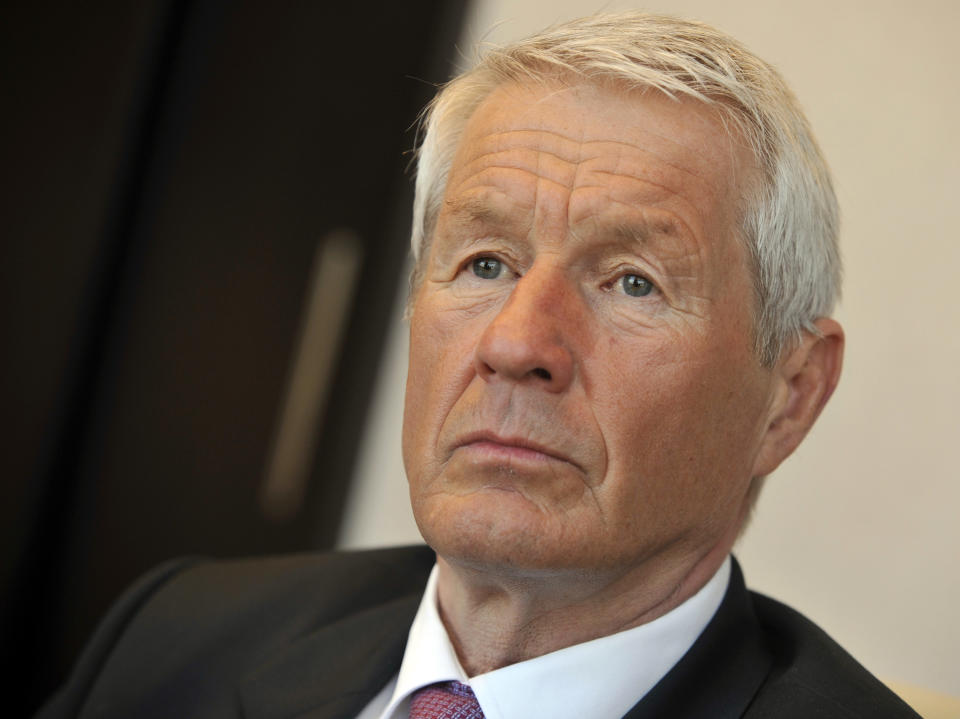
[{"left": 38, "top": 545, "right": 919, "bottom": 718}]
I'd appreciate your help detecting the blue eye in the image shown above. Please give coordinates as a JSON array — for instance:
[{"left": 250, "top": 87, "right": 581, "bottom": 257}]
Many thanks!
[
  {"left": 621, "top": 274, "right": 654, "bottom": 297},
  {"left": 472, "top": 257, "right": 503, "bottom": 279}
]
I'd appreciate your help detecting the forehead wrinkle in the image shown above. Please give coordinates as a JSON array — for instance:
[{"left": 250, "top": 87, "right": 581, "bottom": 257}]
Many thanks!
[
  {"left": 482, "top": 128, "right": 590, "bottom": 165},
  {"left": 533, "top": 118, "right": 588, "bottom": 244},
  {"left": 448, "top": 150, "right": 572, "bottom": 208},
  {"left": 455, "top": 137, "right": 719, "bottom": 215},
  {"left": 456, "top": 167, "right": 583, "bottom": 213},
  {"left": 586, "top": 162, "right": 715, "bottom": 203},
  {"left": 567, "top": 161, "right": 712, "bottom": 247},
  {"left": 458, "top": 146, "right": 583, "bottom": 192},
  {"left": 473, "top": 127, "right": 716, "bottom": 180},
  {"left": 482, "top": 126, "right": 715, "bottom": 171},
  {"left": 469, "top": 145, "right": 575, "bottom": 169},
  {"left": 580, "top": 139, "right": 720, "bottom": 209}
]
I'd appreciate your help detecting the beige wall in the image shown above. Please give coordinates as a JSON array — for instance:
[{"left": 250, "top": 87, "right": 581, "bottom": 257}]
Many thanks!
[{"left": 339, "top": 0, "right": 960, "bottom": 697}]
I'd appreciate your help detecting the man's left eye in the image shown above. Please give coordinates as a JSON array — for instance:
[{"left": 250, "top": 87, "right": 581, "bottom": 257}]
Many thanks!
[
  {"left": 621, "top": 274, "right": 655, "bottom": 297},
  {"left": 472, "top": 257, "right": 503, "bottom": 279}
]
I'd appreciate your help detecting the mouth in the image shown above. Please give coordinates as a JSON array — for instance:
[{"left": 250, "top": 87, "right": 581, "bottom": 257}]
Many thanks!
[{"left": 454, "top": 431, "right": 581, "bottom": 471}]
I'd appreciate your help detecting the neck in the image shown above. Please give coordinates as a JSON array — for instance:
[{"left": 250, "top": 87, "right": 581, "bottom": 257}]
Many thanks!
[{"left": 434, "top": 540, "right": 732, "bottom": 676}]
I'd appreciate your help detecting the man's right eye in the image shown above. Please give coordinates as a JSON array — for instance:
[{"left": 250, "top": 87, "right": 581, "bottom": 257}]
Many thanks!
[{"left": 471, "top": 257, "right": 503, "bottom": 279}]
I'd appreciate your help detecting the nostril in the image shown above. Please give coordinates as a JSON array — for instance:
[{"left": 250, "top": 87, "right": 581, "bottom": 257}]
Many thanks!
[{"left": 532, "top": 367, "right": 552, "bottom": 381}]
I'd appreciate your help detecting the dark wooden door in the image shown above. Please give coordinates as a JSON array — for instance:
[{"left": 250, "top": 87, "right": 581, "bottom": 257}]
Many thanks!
[{"left": 0, "top": 0, "right": 467, "bottom": 713}]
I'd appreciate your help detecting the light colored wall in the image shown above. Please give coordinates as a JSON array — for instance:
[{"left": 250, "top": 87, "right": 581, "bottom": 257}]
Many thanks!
[{"left": 339, "top": 0, "right": 960, "bottom": 696}]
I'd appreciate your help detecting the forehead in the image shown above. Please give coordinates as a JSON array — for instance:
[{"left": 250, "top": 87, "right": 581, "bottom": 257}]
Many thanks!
[
  {"left": 440, "top": 81, "right": 752, "bottom": 246},
  {"left": 457, "top": 80, "right": 741, "bottom": 170}
]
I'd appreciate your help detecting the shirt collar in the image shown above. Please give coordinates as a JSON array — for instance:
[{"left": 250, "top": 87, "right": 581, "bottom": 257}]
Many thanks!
[{"left": 380, "top": 556, "right": 731, "bottom": 719}]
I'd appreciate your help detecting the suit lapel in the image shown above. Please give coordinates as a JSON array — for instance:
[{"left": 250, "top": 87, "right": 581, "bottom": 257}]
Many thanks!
[
  {"left": 237, "top": 554, "right": 769, "bottom": 719},
  {"left": 623, "top": 559, "right": 772, "bottom": 719},
  {"left": 239, "top": 591, "right": 421, "bottom": 719}
]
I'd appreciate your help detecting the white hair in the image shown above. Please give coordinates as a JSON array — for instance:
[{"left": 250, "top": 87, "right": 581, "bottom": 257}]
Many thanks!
[{"left": 410, "top": 12, "right": 840, "bottom": 366}]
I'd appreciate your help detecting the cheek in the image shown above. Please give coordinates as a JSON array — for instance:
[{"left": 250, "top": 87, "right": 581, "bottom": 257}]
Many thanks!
[
  {"left": 592, "top": 335, "right": 766, "bottom": 507},
  {"left": 597, "top": 361, "right": 701, "bottom": 487},
  {"left": 402, "top": 315, "right": 439, "bottom": 469},
  {"left": 402, "top": 299, "right": 481, "bottom": 477}
]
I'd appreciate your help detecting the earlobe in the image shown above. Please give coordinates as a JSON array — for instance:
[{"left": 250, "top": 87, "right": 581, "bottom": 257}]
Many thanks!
[{"left": 752, "top": 318, "right": 845, "bottom": 478}]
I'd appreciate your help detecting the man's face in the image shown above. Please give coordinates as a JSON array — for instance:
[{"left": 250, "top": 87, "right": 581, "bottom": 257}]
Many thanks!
[{"left": 403, "top": 81, "right": 780, "bottom": 575}]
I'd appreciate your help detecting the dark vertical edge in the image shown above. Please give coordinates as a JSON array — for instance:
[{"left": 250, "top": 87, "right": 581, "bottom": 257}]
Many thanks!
[{"left": 4, "top": 0, "right": 195, "bottom": 713}]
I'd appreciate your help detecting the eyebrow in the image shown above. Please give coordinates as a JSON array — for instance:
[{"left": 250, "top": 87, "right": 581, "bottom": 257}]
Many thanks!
[
  {"left": 443, "top": 194, "right": 683, "bottom": 255},
  {"left": 609, "top": 221, "right": 654, "bottom": 246},
  {"left": 444, "top": 195, "right": 527, "bottom": 229},
  {"left": 570, "top": 212, "right": 681, "bottom": 253}
]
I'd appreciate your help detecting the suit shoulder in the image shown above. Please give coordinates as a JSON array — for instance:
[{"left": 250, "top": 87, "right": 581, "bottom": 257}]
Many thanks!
[
  {"left": 746, "top": 592, "right": 920, "bottom": 718},
  {"left": 140, "top": 544, "right": 436, "bottom": 629},
  {"left": 39, "top": 545, "right": 434, "bottom": 718}
]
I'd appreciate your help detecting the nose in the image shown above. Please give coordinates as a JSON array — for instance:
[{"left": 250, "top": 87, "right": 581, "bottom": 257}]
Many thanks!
[{"left": 474, "top": 263, "right": 577, "bottom": 392}]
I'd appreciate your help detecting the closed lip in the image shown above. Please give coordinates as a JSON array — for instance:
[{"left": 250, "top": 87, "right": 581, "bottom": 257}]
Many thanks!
[{"left": 455, "top": 431, "right": 581, "bottom": 471}]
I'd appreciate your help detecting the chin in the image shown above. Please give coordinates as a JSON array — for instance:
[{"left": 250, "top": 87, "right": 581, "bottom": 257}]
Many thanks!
[
  {"left": 413, "top": 491, "right": 616, "bottom": 575},
  {"left": 416, "top": 492, "right": 540, "bottom": 566}
]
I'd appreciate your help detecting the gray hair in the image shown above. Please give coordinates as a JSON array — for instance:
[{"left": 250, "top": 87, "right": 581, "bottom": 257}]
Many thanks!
[{"left": 410, "top": 12, "right": 840, "bottom": 366}]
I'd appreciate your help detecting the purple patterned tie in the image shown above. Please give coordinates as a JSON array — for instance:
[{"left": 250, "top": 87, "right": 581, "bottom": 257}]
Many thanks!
[{"left": 409, "top": 681, "right": 485, "bottom": 719}]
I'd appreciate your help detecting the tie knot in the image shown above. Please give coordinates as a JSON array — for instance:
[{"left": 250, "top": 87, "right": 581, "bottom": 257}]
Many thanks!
[{"left": 409, "top": 681, "right": 485, "bottom": 719}]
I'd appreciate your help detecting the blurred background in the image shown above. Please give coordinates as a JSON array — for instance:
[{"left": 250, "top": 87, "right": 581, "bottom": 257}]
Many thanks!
[
  {"left": 0, "top": 0, "right": 468, "bottom": 713},
  {"left": 2, "top": 0, "right": 957, "bottom": 716}
]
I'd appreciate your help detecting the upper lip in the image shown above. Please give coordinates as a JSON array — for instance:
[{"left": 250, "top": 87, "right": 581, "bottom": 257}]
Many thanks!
[{"left": 455, "top": 430, "right": 581, "bottom": 470}]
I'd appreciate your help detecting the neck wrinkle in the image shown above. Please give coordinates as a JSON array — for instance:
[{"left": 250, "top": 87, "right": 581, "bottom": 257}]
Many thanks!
[{"left": 434, "top": 535, "right": 734, "bottom": 676}]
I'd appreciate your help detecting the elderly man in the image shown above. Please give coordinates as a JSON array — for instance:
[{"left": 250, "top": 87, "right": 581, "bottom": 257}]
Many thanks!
[{"left": 40, "top": 12, "right": 918, "bottom": 719}]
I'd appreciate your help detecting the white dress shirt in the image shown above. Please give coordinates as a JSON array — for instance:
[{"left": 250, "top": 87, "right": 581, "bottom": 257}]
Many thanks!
[{"left": 356, "top": 556, "right": 731, "bottom": 719}]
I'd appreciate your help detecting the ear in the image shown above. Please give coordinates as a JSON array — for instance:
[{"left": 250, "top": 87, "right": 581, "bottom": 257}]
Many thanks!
[{"left": 752, "top": 318, "right": 844, "bottom": 478}]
